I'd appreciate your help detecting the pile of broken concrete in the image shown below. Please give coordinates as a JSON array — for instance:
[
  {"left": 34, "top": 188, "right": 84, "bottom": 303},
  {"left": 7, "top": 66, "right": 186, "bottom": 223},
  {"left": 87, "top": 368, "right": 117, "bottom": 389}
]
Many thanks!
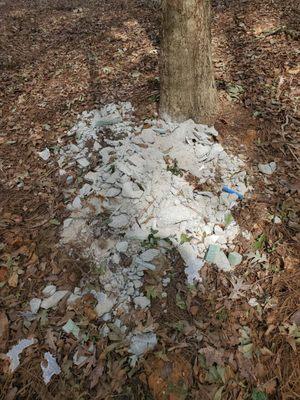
[{"left": 56, "top": 102, "right": 249, "bottom": 317}]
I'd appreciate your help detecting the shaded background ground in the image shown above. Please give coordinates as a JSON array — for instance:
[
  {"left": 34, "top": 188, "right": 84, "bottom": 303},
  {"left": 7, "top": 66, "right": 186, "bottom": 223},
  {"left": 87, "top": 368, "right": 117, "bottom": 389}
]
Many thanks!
[{"left": 0, "top": 0, "right": 299, "bottom": 399}]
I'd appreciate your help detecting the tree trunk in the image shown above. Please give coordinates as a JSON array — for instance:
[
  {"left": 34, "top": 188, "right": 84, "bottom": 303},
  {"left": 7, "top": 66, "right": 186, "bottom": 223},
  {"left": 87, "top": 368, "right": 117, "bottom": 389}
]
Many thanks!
[{"left": 160, "top": 0, "right": 217, "bottom": 124}]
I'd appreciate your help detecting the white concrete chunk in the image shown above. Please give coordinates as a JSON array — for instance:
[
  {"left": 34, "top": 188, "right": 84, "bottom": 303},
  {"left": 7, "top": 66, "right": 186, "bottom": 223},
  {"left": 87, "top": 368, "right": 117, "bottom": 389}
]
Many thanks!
[{"left": 41, "top": 291, "right": 69, "bottom": 309}]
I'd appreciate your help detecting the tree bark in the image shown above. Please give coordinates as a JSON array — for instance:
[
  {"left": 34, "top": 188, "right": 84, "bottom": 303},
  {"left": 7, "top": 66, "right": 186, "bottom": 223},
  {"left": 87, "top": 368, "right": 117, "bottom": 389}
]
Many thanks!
[{"left": 160, "top": 0, "right": 217, "bottom": 124}]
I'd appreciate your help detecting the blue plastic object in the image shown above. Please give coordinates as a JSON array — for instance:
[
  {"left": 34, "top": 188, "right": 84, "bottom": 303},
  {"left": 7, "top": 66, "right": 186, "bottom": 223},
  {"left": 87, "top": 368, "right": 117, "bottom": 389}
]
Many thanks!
[{"left": 222, "top": 186, "right": 243, "bottom": 200}]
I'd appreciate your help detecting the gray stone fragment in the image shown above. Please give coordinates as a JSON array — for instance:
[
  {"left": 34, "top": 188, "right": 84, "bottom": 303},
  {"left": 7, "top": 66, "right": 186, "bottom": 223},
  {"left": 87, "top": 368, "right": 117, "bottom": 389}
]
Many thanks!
[
  {"left": 133, "top": 296, "right": 150, "bottom": 309},
  {"left": 72, "top": 196, "right": 82, "bottom": 209},
  {"left": 121, "top": 181, "right": 143, "bottom": 199},
  {"left": 127, "top": 287, "right": 135, "bottom": 295},
  {"left": 41, "top": 291, "right": 69, "bottom": 309},
  {"left": 129, "top": 332, "right": 157, "bottom": 356},
  {"left": 140, "top": 249, "right": 160, "bottom": 262},
  {"left": 108, "top": 214, "right": 129, "bottom": 228},
  {"left": 228, "top": 252, "right": 243, "bottom": 267},
  {"left": 7, "top": 338, "right": 37, "bottom": 372},
  {"left": 38, "top": 148, "right": 50, "bottom": 161},
  {"left": 80, "top": 183, "right": 93, "bottom": 197},
  {"left": 62, "top": 319, "right": 80, "bottom": 339},
  {"left": 99, "top": 324, "right": 110, "bottom": 337},
  {"left": 162, "top": 277, "right": 170, "bottom": 287},
  {"left": 140, "top": 128, "right": 156, "bottom": 144},
  {"left": 116, "top": 241, "right": 128, "bottom": 253},
  {"left": 77, "top": 157, "right": 90, "bottom": 168},
  {"left": 133, "top": 280, "right": 143, "bottom": 289},
  {"left": 42, "top": 285, "right": 56, "bottom": 298},
  {"left": 41, "top": 352, "right": 61, "bottom": 384},
  {"left": 205, "top": 244, "right": 221, "bottom": 263},
  {"left": 274, "top": 216, "right": 281, "bottom": 224},
  {"left": 95, "top": 293, "right": 116, "bottom": 317},
  {"left": 214, "top": 251, "right": 232, "bottom": 271},
  {"left": 136, "top": 259, "right": 156, "bottom": 271},
  {"left": 105, "top": 187, "right": 121, "bottom": 198},
  {"left": 66, "top": 175, "right": 74, "bottom": 185},
  {"left": 94, "top": 114, "right": 122, "bottom": 127},
  {"left": 258, "top": 162, "right": 276, "bottom": 175},
  {"left": 67, "top": 294, "right": 81, "bottom": 305},
  {"left": 30, "top": 298, "right": 41, "bottom": 314},
  {"left": 102, "top": 313, "right": 112, "bottom": 321},
  {"left": 93, "top": 141, "right": 101, "bottom": 151}
]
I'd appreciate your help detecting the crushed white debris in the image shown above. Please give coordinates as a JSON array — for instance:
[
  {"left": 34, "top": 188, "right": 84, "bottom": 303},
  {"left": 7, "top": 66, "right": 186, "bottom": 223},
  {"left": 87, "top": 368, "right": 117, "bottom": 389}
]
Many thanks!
[
  {"left": 41, "top": 352, "right": 61, "bottom": 384},
  {"left": 38, "top": 148, "right": 51, "bottom": 161},
  {"left": 129, "top": 332, "right": 157, "bottom": 356},
  {"left": 42, "top": 285, "right": 56, "bottom": 297},
  {"left": 29, "top": 298, "right": 42, "bottom": 314},
  {"left": 258, "top": 161, "right": 276, "bottom": 175},
  {"left": 41, "top": 290, "right": 69, "bottom": 309},
  {"left": 62, "top": 319, "right": 80, "bottom": 339},
  {"left": 6, "top": 338, "right": 37, "bottom": 372},
  {"left": 39, "top": 102, "right": 252, "bottom": 356}
]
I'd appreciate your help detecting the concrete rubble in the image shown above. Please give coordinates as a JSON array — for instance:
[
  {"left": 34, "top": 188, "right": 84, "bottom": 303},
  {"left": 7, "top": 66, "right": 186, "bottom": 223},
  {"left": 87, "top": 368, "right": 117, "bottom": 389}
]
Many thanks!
[
  {"left": 38, "top": 148, "right": 51, "bottom": 161},
  {"left": 41, "top": 352, "right": 61, "bottom": 384},
  {"left": 39, "top": 101, "right": 251, "bottom": 355},
  {"left": 6, "top": 338, "right": 37, "bottom": 372},
  {"left": 258, "top": 161, "right": 276, "bottom": 175}
]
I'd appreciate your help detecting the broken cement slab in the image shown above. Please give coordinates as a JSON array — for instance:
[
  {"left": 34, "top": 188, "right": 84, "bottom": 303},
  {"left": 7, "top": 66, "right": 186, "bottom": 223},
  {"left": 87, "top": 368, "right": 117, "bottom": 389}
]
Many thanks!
[
  {"left": 62, "top": 319, "right": 80, "bottom": 339},
  {"left": 134, "top": 296, "right": 150, "bottom": 309},
  {"left": 29, "top": 298, "right": 41, "bottom": 314},
  {"left": 205, "top": 244, "right": 232, "bottom": 271},
  {"left": 42, "top": 285, "right": 56, "bottom": 297},
  {"left": 41, "top": 352, "right": 61, "bottom": 384},
  {"left": 258, "top": 162, "right": 276, "bottom": 175},
  {"left": 228, "top": 252, "right": 243, "bottom": 267},
  {"left": 6, "top": 338, "right": 37, "bottom": 372},
  {"left": 95, "top": 293, "right": 116, "bottom": 317},
  {"left": 41, "top": 291, "right": 69, "bottom": 309},
  {"left": 129, "top": 332, "right": 157, "bottom": 356},
  {"left": 38, "top": 148, "right": 50, "bottom": 161},
  {"left": 56, "top": 101, "right": 251, "bottom": 332}
]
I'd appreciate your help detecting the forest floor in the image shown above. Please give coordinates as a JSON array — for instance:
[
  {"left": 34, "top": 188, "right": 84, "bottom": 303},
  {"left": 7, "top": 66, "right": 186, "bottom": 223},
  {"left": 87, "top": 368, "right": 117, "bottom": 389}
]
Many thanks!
[{"left": 0, "top": 0, "right": 299, "bottom": 399}]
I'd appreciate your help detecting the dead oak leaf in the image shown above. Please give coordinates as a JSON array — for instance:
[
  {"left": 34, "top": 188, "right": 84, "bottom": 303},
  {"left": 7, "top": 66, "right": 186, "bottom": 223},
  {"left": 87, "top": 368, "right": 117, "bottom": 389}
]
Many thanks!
[
  {"left": 90, "top": 361, "right": 104, "bottom": 389},
  {"left": 229, "top": 277, "right": 251, "bottom": 300},
  {"left": 146, "top": 354, "right": 192, "bottom": 400},
  {"left": 199, "top": 346, "right": 225, "bottom": 367},
  {"left": 0, "top": 312, "right": 9, "bottom": 352},
  {"left": 45, "top": 328, "right": 57, "bottom": 352},
  {"left": 0, "top": 267, "right": 8, "bottom": 282},
  {"left": 8, "top": 271, "right": 18, "bottom": 287}
]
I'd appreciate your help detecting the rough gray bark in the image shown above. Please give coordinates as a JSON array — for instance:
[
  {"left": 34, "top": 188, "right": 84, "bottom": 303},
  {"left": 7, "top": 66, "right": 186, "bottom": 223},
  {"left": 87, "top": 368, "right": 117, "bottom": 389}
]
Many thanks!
[{"left": 160, "top": 0, "right": 217, "bottom": 124}]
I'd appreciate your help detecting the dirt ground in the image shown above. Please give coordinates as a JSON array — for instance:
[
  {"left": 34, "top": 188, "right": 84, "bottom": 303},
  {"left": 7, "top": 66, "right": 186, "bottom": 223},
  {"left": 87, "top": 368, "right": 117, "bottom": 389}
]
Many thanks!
[{"left": 0, "top": 0, "right": 299, "bottom": 399}]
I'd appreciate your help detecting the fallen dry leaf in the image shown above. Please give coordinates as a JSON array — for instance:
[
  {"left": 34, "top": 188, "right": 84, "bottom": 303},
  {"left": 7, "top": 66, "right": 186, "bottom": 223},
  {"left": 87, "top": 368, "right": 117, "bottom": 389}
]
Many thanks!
[
  {"left": 90, "top": 359, "right": 104, "bottom": 389},
  {"left": 8, "top": 271, "right": 18, "bottom": 288},
  {"left": 146, "top": 354, "right": 192, "bottom": 400},
  {"left": 261, "top": 379, "right": 277, "bottom": 395},
  {"left": 0, "top": 312, "right": 9, "bottom": 352},
  {"left": 0, "top": 267, "right": 8, "bottom": 282}
]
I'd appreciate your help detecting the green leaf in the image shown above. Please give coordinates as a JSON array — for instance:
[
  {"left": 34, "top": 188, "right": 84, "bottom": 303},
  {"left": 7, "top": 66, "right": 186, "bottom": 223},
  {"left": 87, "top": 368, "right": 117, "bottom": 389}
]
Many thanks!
[
  {"left": 180, "top": 233, "right": 192, "bottom": 244},
  {"left": 146, "top": 286, "right": 158, "bottom": 300},
  {"left": 224, "top": 212, "right": 234, "bottom": 226},
  {"left": 252, "top": 389, "right": 268, "bottom": 400},
  {"left": 253, "top": 233, "right": 267, "bottom": 250},
  {"left": 198, "top": 353, "right": 207, "bottom": 369},
  {"left": 176, "top": 293, "right": 186, "bottom": 310},
  {"left": 207, "top": 365, "right": 222, "bottom": 383},
  {"left": 168, "top": 321, "right": 185, "bottom": 332},
  {"left": 102, "top": 66, "right": 113, "bottom": 74},
  {"left": 49, "top": 218, "right": 60, "bottom": 226}
]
